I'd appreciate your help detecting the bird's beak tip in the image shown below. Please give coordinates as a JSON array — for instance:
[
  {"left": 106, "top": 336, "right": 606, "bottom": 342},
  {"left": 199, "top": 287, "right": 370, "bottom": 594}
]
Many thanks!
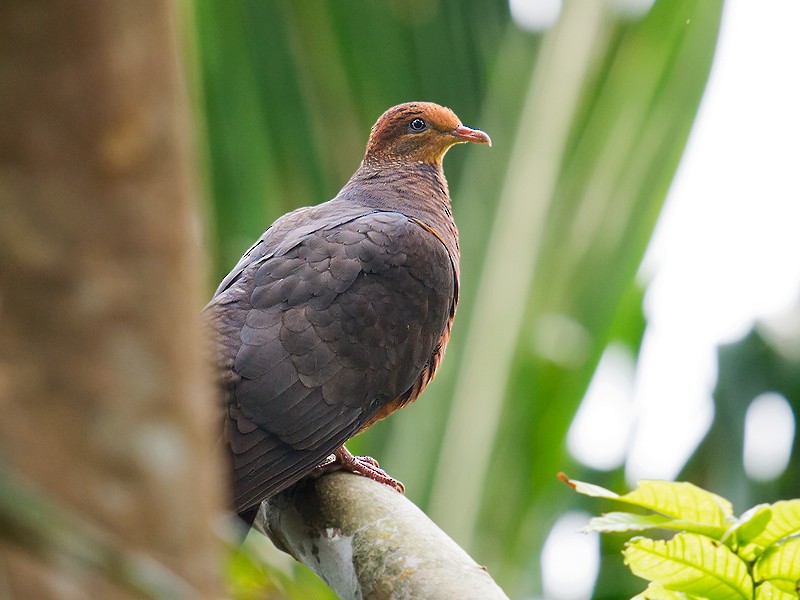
[{"left": 452, "top": 125, "right": 492, "bottom": 147}]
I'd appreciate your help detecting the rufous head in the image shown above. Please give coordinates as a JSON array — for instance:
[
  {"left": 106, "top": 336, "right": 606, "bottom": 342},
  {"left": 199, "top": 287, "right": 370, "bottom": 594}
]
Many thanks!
[{"left": 364, "top": 102, "right": 491, "bottom": 166}]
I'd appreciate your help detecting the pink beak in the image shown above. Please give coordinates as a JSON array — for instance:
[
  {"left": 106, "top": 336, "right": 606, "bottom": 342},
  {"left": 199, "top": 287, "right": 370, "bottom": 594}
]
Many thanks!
[{"left": 451, "top": 125, "right": 492, "bottom": 147}]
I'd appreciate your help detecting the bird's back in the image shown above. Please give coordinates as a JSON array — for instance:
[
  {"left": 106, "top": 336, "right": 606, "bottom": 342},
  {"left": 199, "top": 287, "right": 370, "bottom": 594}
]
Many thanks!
[{"left": 206, "top": 189, "right": 459, "bottom": 516}]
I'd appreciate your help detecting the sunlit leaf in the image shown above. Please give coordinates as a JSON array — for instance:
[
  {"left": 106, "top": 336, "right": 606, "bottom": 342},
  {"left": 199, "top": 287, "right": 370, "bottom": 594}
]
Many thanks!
[
  {"left": 723, "top": 504, "right": 772, "bottom": 551},
  {"left": 623, "top": 533, "right": 753, "bottom": 600},
  {"left": 588, "top": 512, "right": 672, "bottom": 533},
  {"left": 562, "top": 475, "right": 732, "bottom": 532},
  {"left": 588, "top": 512, "right": 730, "bottom": 538},
  {"left": 754, "top": 580, "right": 798, "bottom": 600},
  {"left": 633, "top": 581, "right": 698, "bottom": 600},
  {"left": 621, "top": 482, "right": 733, "bottom": 527},
  {"left": 740, "top": 501, "right": 800, "bottom": 561},
  {"left": 560, "top": 473, "right": 622, "bottom": 500},
  {"left": 754, "top": 538, "right": 800, "bottom": 589}
]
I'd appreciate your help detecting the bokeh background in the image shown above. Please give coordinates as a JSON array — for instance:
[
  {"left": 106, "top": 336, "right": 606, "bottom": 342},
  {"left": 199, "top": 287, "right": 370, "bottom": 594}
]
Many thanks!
[{"left": 188, "top": 0, "right": 800, "bottom": 598}]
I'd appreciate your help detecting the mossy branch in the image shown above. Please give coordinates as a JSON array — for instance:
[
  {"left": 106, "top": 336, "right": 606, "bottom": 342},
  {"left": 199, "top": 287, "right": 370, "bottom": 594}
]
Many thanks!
[{"left": 255, "top": 471, "right": 509, "bottom": 599}]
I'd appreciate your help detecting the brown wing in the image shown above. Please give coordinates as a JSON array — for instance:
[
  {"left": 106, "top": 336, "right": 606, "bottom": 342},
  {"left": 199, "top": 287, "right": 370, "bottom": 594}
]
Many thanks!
[{"left": 208, "top": 210, "right": 456, "bottom": 515}]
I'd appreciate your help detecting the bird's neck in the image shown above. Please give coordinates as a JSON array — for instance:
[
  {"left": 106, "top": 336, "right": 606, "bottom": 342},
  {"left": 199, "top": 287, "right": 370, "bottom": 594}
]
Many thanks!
[
  {"left": 342, "top": 159, "right": 452, "bottom": 221},
  {"left": 338, "top": 160, "right": 459, "bottom": 261},
  {"left": 332, "top": 159, "right": 461, "bottom": 278}
]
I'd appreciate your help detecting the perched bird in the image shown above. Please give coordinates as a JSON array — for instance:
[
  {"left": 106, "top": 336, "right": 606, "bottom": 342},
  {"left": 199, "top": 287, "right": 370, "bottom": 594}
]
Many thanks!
[{"left": 206, "top": 102, "right": 490, "bottom": 524}]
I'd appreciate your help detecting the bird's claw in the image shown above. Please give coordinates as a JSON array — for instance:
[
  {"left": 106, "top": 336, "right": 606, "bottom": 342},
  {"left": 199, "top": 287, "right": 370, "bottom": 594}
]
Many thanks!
[
  {"left": 355, "top": 455, "right": 380, "bottom": 468},
  {"left": 311, "top": 446, "right": 405, "bottom": 494}
]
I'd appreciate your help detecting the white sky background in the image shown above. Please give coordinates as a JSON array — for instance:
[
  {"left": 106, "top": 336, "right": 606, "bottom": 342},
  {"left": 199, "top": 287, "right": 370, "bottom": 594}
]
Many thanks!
[
  {"left": 626, "top": 0, "right": 800, "bottom": 482},
  {"left": 565, "top": 0, "right": 800, "bottom": 482},
  {"left": 523, "top": 0, "right": 800, "bottom": 598}
]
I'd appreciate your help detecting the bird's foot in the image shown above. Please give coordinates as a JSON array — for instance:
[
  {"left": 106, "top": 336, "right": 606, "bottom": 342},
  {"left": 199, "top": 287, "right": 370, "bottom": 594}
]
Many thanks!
[{"left": 312, "top": 446, "right": 405, "bottom": 493}]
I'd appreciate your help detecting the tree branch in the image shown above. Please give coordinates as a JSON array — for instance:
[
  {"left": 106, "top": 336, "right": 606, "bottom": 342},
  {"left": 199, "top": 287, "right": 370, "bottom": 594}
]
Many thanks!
[{"left": 255, "top": 472, "right": 509, "bottom": 599}]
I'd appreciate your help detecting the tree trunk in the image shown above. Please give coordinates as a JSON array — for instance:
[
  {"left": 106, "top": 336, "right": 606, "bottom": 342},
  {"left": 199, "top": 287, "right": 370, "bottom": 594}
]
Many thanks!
[{"left": 0, "top": 2, "right": 222, "bottom": 597}]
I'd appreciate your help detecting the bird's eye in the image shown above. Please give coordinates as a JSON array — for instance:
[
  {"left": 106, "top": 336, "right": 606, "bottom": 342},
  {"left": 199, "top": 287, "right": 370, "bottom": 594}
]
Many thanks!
[{"left": 409, "top": 118, "right": 427, "bottom": 132}]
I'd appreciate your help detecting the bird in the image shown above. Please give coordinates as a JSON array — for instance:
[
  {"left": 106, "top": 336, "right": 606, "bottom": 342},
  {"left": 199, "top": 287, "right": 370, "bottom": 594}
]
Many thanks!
[{"left": 205, "top": 102, "right": 491, "bottom": 525}]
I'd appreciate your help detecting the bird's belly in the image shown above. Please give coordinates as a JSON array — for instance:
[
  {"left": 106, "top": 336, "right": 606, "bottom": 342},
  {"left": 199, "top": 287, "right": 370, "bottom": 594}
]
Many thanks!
[{"left": 357, "top": 310, "right": 455, "bottom": 432}]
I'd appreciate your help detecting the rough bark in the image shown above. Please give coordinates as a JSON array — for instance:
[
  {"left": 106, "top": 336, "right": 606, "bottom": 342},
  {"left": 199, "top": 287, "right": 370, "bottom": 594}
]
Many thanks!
[
  {"left": 257, "top": 472, "right": 509, "bottom": 600},
  {"left": 0, "top": 2, "right": 222, "bottom": 597}
]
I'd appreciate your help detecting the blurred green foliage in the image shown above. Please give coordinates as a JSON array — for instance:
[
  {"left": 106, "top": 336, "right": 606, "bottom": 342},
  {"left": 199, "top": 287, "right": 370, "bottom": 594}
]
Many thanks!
[
  {"left": 684, "top": 327, "right": 800, "bottom": 509},
  {"left": 189, "top": 1, "right": 728, "bottom": 597}
]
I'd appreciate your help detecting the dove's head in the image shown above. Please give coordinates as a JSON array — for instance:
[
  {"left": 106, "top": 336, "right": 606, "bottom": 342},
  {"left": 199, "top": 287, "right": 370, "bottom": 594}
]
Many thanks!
[{"left": 364, "top": 102, "right": 491, "bottom": 166}]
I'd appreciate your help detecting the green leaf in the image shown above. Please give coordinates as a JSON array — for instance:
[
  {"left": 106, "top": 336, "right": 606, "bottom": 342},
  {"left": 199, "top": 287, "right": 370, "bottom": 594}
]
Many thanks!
[
  {"left": 754, "top": 538, "right": 800, "bottom": 588},
  {"left": 724, "top": 504, "right": 772, "bottom": 551},
  {"left": 588, "top": 512, "right": 673, "bottom": 533},
  {"left": 633, "top": 581, "right": 698, "bottom": 600},
  {"left": 754, "top": 581, "right": 798, "bottom": 600},
  {"left": 562, "top": 476, "right": 732, "bottom": 532},
  {"left": 623, "top": 533, "right": 753, "bottom": 600},
  {"left": 622, "top": 482, "right": 733, "bottom": 527},
  {"left": 588, "top": 512, "right": 731, "bottom": 539},
  {"left": 560, "top": 473, "right": 623, "bottom": 500},
  {"left": 740, "top": 501, "right": 800, "bottom": 561}
]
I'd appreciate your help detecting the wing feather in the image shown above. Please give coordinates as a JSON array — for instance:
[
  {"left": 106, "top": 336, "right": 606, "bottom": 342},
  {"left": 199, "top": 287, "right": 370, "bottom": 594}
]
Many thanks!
[{"left": 208, "top": 208, "right": 457, "bottom": 514}]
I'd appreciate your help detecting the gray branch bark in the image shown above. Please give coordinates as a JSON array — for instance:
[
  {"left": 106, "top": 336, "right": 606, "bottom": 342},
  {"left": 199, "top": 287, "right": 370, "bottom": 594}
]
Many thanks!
[{"left": 256, "top": 472, "right": 509, "bottom": 600}]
